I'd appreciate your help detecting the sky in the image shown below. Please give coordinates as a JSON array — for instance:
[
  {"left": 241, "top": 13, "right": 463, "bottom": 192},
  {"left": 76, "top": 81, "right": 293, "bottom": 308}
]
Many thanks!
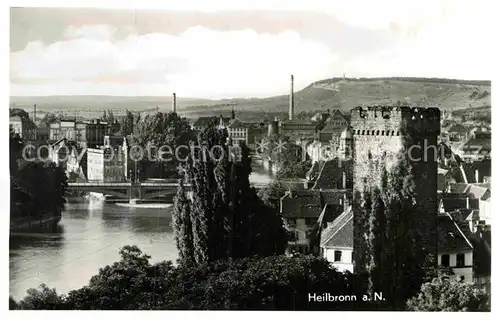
[{"left": 9, "top": 1, "right": 494, "bottom": 98}]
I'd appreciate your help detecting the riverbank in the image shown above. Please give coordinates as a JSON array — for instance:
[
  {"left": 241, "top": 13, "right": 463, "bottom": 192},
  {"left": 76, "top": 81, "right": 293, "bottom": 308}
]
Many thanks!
[{"left": 10, "top": 212, "right": 62, "bottom": 233}]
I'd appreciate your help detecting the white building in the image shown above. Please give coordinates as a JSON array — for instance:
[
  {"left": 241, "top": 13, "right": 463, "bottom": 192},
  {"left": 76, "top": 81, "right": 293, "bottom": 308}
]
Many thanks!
[
  {"left": 319, "top": 206, "right": 354, "bottom": 273},
  {"left": 227, "top": 119, "right": 250, "bottom": 145},
  {"left": 437, "top": 213, "right": 474, "bottom": 282}
]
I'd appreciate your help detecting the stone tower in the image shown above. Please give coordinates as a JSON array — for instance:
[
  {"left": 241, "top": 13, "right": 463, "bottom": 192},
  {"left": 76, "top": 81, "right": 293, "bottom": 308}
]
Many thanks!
[{"left": 350, "top": 106, "right": 441, "bottom": 273}]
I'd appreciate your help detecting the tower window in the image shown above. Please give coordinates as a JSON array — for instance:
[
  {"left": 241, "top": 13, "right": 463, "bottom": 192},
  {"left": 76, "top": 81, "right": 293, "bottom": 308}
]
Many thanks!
[
  {"left": 376, "top": 130, "right": 380, "bottom": 135},
  {"left": 362, "top": 130, "right": 365, "bottom": 135},
  {"left": 391, "top": 131, "right": 395, "bottom": 136},
  {"left": 371, "top": 130, "right": 375, "bottom": 135},
  {"left": 396, "top": 131, "right": 400, "bottom": 136},
  {"left": 381, "top": 131, "right": 385, "bottom": 135}
]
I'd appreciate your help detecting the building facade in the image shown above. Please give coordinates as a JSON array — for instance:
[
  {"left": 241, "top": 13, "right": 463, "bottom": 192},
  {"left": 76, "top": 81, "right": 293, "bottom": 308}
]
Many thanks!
[
  {"left": 50, "top": 119, "right": 109, "bottom": 148},
  {"left": 10, "top": 116, "right": 37, "bottom": 140},
  {"left": 87, "top": 146, "right": 125, "bottom": 182}
]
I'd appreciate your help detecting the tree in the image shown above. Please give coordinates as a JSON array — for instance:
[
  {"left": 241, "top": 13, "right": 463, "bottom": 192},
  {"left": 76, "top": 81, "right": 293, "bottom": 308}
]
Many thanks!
[
  {"left": 12, "top": 246, "right": 363, "bottom": 310},
  {"left": 11, "top": 159, "right": 67, "bottom": 223},
  {"left": 406, "top": 278, "right": 490, "bottom": 311},
  {"left": 257, "top": 179, "right": 282, "bottom": 209},
  {"left": 41, "top": 112, "right": 58, "bottom": 126},
  {"left": 10, "top": 126, "right": 23, "bottom": 173},
  {"left": 360, "top": 159, "right": 428, "bottom": 309},
  {"left": 121, "top": 110, "right": 135, "bottom": 136},
  {"left": 10, "top": 108, "right": 30, "bottom": 120},
  {"left": 172, "top": 181, "right": 195, "bottom": 265},
  {"left": 14, "top": 284, "right": 64, "bottom": 310},
  {"left": 133, "top": 111, "right": 194, "bottom": 178},
  {"left": 175, "top": 122, "right": 286, "bottom": 265}
]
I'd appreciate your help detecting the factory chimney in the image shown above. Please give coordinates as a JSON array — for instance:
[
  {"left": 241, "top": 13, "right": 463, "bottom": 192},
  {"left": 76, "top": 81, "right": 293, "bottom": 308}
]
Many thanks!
[
  {"left": 172, "top": 93, "right": 177, "bottom": 113},
  {"left": 33, "top": 104, "right": 37, "bottom": 140},
  {"left": 289, "top": 74, "right": 294, "bottom": 120}
]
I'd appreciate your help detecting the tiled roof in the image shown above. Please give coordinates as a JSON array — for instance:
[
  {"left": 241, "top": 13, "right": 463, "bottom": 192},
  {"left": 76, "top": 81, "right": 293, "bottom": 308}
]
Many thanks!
[
  {"left": 465, "top": 185, "right": 490, "bottom": 200},
  {"left": 447, "top": 183, "right": 470, "bottom": 193},
  {"left": 448, "top": 209, "right": 474, "bottom": 222},
  {"left": 438, "top": 213, "right": 473, "bottom": 253},
  {"left": 465, "top": 210, "right": 480, "bottom": 221},
  {"left": 319, "top": 190, "right": 351, "bottom": 207},
  {"left": 320, "top": 206, "right": 353, "bottom": 248},
  {"left": 461, "top": 161, "right": 491, "bottom": 183},
  {"left": 228, "top": 119, "right": 250, "bottom": 129},
  {"left": 193, "top": 116, "right": 231, "bottom": 127},
  {"left": 312, "top": 159, "right": 353, "bottom": 190},
  {"left": 280, "top": 190, "right": 322, "bottom": 218},
  {"left": 461, "top": 137, "right": 491, "bottom": 153},
  {"left": 317, "top": 204, "right": 344, "bottom": 228},
  {"left": 447, "top": 124, "right": 468, "bottom": 133},
  {"left": 281, "top": 119, "right": 316, "bottom": 125},
  {"left": 440, "top": 198, "right": 478, "bottom": 212}
]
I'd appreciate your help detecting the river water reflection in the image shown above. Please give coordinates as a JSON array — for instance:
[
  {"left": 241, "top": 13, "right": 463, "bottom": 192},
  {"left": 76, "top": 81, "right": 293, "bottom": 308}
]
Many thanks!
[{"left": 9, "top": 164, "right": 273, "bottom": 300}]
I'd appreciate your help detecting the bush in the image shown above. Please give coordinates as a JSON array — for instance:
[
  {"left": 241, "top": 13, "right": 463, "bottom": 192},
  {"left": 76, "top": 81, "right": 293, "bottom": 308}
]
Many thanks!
[
  {"left": 11, "top": 246, "right": 368, "bottom": 310},
  {"left": 406, "top": 277, "right": 490, "bottom": 312}
]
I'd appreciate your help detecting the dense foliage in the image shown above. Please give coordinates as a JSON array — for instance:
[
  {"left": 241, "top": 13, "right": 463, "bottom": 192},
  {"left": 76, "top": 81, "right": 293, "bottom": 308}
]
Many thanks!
[
  {"left": 121, "top": 110, "right": 135, "bottom": 136},
  {"left": 12, "top": 246, "right": 368, "bottom": 310},
  {"left": 131, "top": 111, "right": 194, "bottom": 179},
  {"left": 10, "top": 129, "right": 67, "bottom": 225},
  {"left": 356, "top": 158, "right": 429, "bottom": 309},
  {"left": 172, "top": 122, "right": 287, "bottom": 264},
  {"left": 406, "top": 278, "right": 490, "bottom": 311}
]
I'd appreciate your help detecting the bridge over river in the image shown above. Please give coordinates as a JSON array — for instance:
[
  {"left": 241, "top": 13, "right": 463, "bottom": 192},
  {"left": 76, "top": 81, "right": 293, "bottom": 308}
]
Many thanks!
[{"left": 67, "top": 181, "right": 274, "bottom": 203}]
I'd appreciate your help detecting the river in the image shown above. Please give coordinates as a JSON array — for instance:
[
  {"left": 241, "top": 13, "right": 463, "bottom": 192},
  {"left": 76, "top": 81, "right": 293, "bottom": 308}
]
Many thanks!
[{"left": 9, "top": 164, "right": 274, "bottom": 301}]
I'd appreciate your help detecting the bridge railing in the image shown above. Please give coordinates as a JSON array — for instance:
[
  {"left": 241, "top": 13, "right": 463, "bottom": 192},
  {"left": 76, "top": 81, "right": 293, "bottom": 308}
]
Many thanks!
[{"left": 68, "top": 182, "right": 270, "bottom": 188}]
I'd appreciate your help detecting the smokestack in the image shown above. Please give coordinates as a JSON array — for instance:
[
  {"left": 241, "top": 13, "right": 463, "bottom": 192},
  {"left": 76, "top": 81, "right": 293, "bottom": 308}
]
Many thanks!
[
  {"left": 172, "top": 93, "right": 177, "bottom": 113},
  {"left": 33, "top": 104, "right": 37, "bottom": 140},
  {"left": 475, "top": 169, "right": 479, "bottom": 183},
  {"left": 289, "top": 74, "right": 294, "bottom": 120},
  {"left": 342, "top": 171, "right": 346, "bottom": 189}
]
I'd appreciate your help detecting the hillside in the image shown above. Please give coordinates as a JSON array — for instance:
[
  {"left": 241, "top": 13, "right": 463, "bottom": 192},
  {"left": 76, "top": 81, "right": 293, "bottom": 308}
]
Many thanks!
[{"left": 9, "top": 77, "right": 491, "bottom": 122}]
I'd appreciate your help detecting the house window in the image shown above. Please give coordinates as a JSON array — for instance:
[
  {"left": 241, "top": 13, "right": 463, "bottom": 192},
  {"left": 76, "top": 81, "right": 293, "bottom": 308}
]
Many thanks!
[
  {"left": 456, "top": 253, "right": 465, "bottom": 268},
  {"left": 351, "top": 252, "right": 354, "bottom": 263},
  {"left": 334, "top": 250, "right": 342, "bottom": 262},
  {"left": 441, "top": 254, "right": 450, "bottom": 267},
  {"left": 286, "top": 218, "right": 296, "bottom": 226}
]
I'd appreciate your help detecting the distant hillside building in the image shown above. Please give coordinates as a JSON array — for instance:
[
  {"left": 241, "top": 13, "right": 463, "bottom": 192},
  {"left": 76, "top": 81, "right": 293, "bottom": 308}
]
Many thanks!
[{"left": 351, "top": 106, "right": 441, "bottom": 273}]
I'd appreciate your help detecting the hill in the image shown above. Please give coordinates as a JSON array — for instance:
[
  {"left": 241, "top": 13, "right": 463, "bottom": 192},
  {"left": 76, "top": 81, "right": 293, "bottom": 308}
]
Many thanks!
[{"left": 10, "top": 77, "right": 491, "bottom": 122}]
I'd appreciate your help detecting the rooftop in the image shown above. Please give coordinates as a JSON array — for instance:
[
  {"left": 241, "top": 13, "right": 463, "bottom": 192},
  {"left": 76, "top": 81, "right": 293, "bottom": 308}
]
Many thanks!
[
  {"left": 320, "top": 206, "right": 353, "bottom": 249},
  {"left": 438, "top": 213, "right": 473, "bottom": 253}
]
